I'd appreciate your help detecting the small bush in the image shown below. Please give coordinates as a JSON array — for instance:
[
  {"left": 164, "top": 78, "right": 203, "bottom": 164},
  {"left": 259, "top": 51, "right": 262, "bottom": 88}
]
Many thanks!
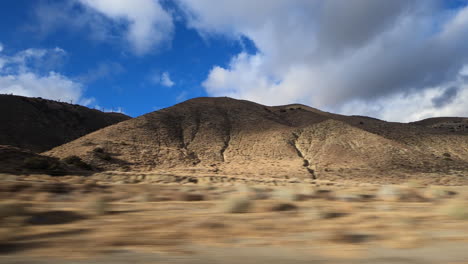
[
  {"left": 93, "top": 147, "right": 104, "bottom": 153},
  {"left": 328, "top": 230, "right": 374, "bottom": 244},
  {"left": 0, "top": 201, "right": 30, "bottom": 221},
  {"left": 23, "top": 156, "right": 52, "bottom": 170},
  {"left": 222, "top": 193, "right": 252, "bottom": 213},
  {"left": 88, "top": 197, "right": 110, "bottom": 215},
  {"left": 377, "top": 185, "right": 426, "bottom": 202},
  {"left": 174, "top": 192, "right": 205, "bottom": 201},
  {"left": 440, "top": 200, "right": 468, "bottom": 220},
  {"left": 62, "top": 155, "right": 92, "bottom": 170},
  {"left": 37, "top": 182, "right": 73, "bottom": 194},
  {"left": 63, "top": 155, "right": 81, "bottom": 164},
  {"left": 95, "top": 152, "right": 112, "bottom": 161},
  {"left": 425, "top": 186, "right": 457, "bottom": 199},
  {"left": 443, "top": 152, "right": 451, "bottom": 158},
  {"left": 273, "top": 187, "right": 311, "bottom": 201},
  {"left": 270, "top": 203, "right": 298, "bottom": 212},
  {"left": 236, "top": 185, "right": 270, "bottom": 200}
]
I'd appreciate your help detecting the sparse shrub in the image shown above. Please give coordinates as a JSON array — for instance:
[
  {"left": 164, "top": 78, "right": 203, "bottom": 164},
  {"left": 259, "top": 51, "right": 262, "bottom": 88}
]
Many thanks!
[
  {"left": 0, "top": 202, "right": 31, "bottom": 245},
  {"left": 196, "top": 220, "right": 226, "bottom": 229},
  {"left": 222, "top": 193, "right": 252, "bottom": 213},
  {"left": 0, "top": 201, "right": 30, "bottom": 221},
  {"left": 91, "top": 147, "right": 112, "bottom": 161},
  {"left": 377, "top": 185, "right": 426, "bottom": 202},
  {"left": 23, "top": 156, "right": 52, "bottom": 170},
  {"left": 174, "top": 192, "right": 205, "bottom": 201},
  {"left": 443, "top": 152, "right": 451, "bottom": 158},
  {"left": 377, "top": 185, "right": 401, "bottom": 201},
  {"left": 63, "top": 155, "right": 81, "bottom": 164},
  {"left": 273, "top": 188, "right": 297, "bottom": 201},
  {"left": 440, "top": 200, "right": 468, "bottom": 220},
  {"left": 273, "top": 187, "right": 313, "bottom": 201},
  {"left": 37, "top": 182, "right": 74, "bottom": 194},
  {"left": 328, "top": 230, "right": 374, "bottom": 244},
  {"left": 335, "top": 193, "right": 362, "bottom": 202},
  {"left": 270, "top": 203, "right": 298, "bottom": 212},
  {"left": 425, "top": 186, "right": 457, "bottom": 199},
  {"left": 63, "top": 155, "right": 92, "bottom": 170},
  {"left": 95, "top": 152, "right": 112, "bottom": 161},
  {"left": 93, "top": 147, "right": 104, "bottom": 153},
  {"left": 88, "top": 196, "right": 110, "bottom": 215},
  {"left": 236, "top": 185, "right": 270, "bottom": 200}
]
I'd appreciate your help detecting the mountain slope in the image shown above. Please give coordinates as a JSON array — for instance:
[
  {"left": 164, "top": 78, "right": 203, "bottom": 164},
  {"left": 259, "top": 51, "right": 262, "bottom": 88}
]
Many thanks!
[
  {"left": 45, "top": 97, "right": 468, "bottom": 183},
  {"left": 0, "top": 95, "right": 131, "bottom": 152}
]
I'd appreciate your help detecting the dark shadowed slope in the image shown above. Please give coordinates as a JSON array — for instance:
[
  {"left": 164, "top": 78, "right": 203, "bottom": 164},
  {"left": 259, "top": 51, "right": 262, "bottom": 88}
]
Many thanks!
[{"left": 0, "top": 95, "right": 130, "bottom": 152}]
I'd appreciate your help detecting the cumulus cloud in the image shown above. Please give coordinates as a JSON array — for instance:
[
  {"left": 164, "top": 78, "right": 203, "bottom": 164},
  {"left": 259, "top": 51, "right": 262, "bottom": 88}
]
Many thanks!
[
  {"left": 161, "top": 72, "right": 175, "bottom": 87},
  {"left": 33, "top": 0, "right": 174, "bottom": 55},
  {"left": 77, "top": 0, "right": 174, "bottom": 55},
  {"left": 0, "top": 45, "right": 92, "bottom": 105},
  {"left": 340, "top": 78, "right": 468, "bottom": 122},
  {"left": 178, "top": 0, "right": 468, "bottom": 121},
  {"left": 151, "top": 71, "right": 175, "bottom": 87}
]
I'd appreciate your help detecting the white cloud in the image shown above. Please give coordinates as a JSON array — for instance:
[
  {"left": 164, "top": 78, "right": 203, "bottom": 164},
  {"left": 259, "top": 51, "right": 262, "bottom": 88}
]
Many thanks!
[
  {"left": 161, "top": 72, "right": 175, "bottom": 87},
  {"left": 178, "top": 0, "right": 468, "bottom": 121},
  {"left": 0, "top": 72, "right": 87, "bottom": 104},
  {"left": 0, "top": 43, "right": 3, "bottom": 53},
  {"left": 0, "top": 45, "right": 92, "bottom": 105},
  {"left": 77, "top": 0, "right": 174, "bottom": 55},
  {"left": 150, "top": 71, "right": 175, "bottom": 87}
]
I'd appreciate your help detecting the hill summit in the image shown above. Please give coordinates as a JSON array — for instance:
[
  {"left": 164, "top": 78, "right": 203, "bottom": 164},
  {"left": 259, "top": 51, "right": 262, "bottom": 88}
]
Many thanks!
[{"left": 45, "top": 97, "right": 468, "bottom": 184}]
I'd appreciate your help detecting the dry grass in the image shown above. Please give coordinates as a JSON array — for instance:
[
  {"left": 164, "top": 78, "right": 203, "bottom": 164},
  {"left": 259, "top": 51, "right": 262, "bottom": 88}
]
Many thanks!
[{"left": 0, "top": 174, "right": 468, "bottom": 262}]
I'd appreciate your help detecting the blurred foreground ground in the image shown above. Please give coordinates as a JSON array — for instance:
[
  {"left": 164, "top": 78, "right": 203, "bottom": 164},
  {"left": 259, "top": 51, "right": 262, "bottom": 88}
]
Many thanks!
[{"left": 1, "top": 173, "right": 468, "bottom": 264}]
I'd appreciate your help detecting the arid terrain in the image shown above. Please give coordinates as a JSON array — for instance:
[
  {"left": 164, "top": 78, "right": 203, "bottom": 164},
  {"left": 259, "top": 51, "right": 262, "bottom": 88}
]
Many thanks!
[
  {"left": 1, "top": 96, "right": 468, "bottom": 263},
  {"left": 44, "top": 97, "right": 468, "bottom": 185},
  {"left": 1, "top": 174, "right": 468, "bottom": 263}
]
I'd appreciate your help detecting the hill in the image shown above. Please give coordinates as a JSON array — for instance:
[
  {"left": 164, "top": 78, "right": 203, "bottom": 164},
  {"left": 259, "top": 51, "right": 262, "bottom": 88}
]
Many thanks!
[
  {"left": 0, "top": 94, "right": 130, "bottom": 152},
  {"left": 45, "top": 97, "right": 468, "bottom": 184}
]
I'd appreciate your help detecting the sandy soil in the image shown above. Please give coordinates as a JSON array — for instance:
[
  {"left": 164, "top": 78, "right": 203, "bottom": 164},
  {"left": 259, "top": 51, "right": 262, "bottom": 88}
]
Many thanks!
[{"left": 1, "top": 173, "right": 468, "bottom": 263}]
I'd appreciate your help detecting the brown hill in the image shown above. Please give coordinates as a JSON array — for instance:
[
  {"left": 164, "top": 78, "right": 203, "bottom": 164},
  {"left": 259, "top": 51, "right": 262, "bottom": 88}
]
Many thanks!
[
  {"left": 0, "top": 95, "right": 130, "bottom": 152},
  {"left": 0, "top": 145, "right": 93, "bottom": 175},
  {"left": 45, "top": 97, "right": 468, "bottom": 183}
]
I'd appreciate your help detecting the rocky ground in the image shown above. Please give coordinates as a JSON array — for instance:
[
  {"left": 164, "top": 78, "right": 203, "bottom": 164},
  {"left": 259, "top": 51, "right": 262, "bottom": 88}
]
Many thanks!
[{"left": 1, "top": 173, "right": 468, "bottom": 263}]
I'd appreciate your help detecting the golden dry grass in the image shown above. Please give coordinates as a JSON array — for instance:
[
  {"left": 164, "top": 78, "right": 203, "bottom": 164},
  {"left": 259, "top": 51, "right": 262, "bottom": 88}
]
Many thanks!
[{"left": 1, "top": 173, "right": 468, "bottom": 264}]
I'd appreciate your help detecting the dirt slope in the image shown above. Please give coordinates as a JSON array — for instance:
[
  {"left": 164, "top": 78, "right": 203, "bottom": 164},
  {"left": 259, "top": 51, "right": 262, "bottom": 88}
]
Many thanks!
[
  {"left": 0, "top": 95, "right": 130, "bottom": 152},
  {"left": 0, "top": 145, "right": 92, "bottom": 175},
  {"left": 45, "top": 97, "right": 468, "bottom": 182}
]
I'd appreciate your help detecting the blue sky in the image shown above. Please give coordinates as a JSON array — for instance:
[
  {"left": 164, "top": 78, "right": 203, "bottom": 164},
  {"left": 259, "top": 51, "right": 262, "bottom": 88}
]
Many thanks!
[
  {"left": 0, "top": 0, "right": 468, "bottom": 121},
  {"left": 0, "top": 0, "right": 257, "bottom": 116}
]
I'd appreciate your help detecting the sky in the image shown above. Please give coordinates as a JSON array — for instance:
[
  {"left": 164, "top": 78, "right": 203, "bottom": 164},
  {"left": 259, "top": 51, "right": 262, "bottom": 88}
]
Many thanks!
[{"left": 0, "top": 0, "right": 468, "bottom": 122}]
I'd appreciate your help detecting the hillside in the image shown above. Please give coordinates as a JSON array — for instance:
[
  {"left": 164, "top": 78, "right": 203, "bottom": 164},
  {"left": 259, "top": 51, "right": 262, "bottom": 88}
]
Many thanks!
[
  {"left": 45, "top": 97, "right": 468, "bottom": 184},
  {"left": 0, "top": 95, "right": 130, "bottom": 152}
]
